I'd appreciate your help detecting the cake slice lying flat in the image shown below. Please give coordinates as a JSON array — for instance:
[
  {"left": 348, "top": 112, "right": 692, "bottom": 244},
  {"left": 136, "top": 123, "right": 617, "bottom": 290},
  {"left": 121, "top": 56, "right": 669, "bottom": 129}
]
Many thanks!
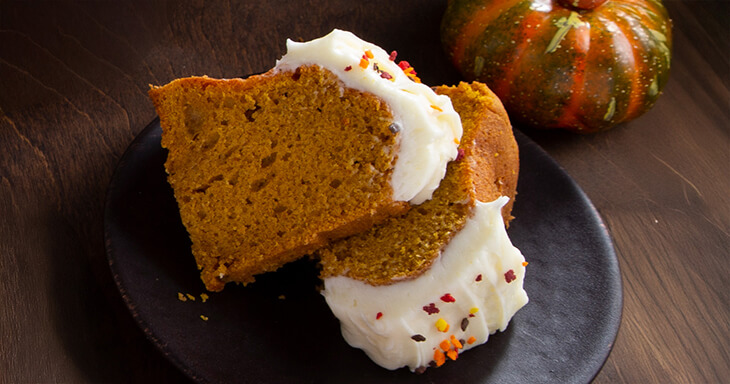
[
  {"left": 318, "top": 82, "right": 528, "bottom": 372},
  {"left": 149, "top": 30, "right": 462, "bottom": 291}
]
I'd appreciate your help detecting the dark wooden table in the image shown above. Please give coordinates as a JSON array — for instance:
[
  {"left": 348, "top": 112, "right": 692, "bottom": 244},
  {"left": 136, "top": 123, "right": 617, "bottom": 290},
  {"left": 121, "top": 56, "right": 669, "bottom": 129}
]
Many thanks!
[{"left": 2, "top": 1, "right": 727, "bottom": 383}]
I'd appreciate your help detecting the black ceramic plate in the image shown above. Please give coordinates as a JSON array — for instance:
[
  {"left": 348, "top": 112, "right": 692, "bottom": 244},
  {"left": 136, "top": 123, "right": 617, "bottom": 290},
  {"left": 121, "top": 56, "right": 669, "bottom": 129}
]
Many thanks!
[{"left": 105, "top": 119, "right": 622, "bottom": 384}]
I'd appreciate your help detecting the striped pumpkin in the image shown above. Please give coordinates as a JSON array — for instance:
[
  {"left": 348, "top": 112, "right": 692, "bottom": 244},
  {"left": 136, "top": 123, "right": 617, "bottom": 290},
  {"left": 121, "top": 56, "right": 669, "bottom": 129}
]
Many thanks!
[{"left": 441, "top": 0, "right": 672, "bottom": 132}]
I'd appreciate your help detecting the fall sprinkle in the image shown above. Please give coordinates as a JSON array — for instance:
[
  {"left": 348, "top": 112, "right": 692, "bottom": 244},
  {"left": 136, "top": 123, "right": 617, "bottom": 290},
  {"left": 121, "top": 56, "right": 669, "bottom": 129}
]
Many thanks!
[
  {"left": 504, "top": 269, "right": 516, "bottom": 283},
  {"left": 423, "top": 303, "right": 440, "bottom": 315}
]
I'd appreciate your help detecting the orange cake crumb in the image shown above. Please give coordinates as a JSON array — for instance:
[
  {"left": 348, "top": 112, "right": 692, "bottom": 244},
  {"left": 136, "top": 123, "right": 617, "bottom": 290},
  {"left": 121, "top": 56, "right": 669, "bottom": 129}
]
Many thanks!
[{"left": 149, "top": 65, "right": 410, "bottom": 291}]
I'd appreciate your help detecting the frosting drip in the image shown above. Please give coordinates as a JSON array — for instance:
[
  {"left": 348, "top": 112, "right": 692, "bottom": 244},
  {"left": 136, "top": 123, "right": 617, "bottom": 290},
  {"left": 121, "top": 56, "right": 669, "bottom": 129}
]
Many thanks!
[
  {"left": 321, "top": 196, "right": 529, "bottom": 371},
  {"left": 275, "top": 29, "right": 462, "bottom": 204}
]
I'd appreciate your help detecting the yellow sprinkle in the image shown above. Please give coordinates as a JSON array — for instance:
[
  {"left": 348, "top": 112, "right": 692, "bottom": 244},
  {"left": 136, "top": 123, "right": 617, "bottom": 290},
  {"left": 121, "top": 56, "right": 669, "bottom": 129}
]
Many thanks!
[
  {"left": 278, "top": 294, "right": 286, "bottom": 300},
  {"left": 431, "top": 104, "right": 443, "bottom": 112},
  {"left": 200, "top": 293, "right": 209, "bottom": 302},
  {"left": 177, "top": 292, "right": 187, "bottom": 302},
  {"left": 469, "top": 307, "right": 479, "bottom": 315},
  {"left": 494, "top": 152, "right": 500, "bottom": 157},
  {"left": 200, "top": 315, "right": 209, "bottom": 321},
  {"left": 454, "top": 138, "right": 460, "bottom": 145},
  {"left": 186, "top": 293, "right": 196, "bottom": 301},
  {"left": 435, "top": 318, "right": 450, "bottom": 332}
]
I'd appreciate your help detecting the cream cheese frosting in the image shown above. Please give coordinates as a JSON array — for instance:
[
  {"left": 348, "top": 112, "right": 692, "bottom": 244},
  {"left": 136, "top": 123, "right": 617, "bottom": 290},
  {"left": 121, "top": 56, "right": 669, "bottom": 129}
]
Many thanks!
[
  {"left": 321, "top": 196, "right": 528, "bottom": 371},
  {"left": 275, "top": 29, "right": 462, "bottom": 205}
]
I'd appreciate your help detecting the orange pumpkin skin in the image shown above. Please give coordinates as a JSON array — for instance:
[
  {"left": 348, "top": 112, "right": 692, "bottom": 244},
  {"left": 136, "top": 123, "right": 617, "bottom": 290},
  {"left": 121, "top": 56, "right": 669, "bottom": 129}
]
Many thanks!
[{"left": 441, "top": 0, "right": 673, "bottom": 133}]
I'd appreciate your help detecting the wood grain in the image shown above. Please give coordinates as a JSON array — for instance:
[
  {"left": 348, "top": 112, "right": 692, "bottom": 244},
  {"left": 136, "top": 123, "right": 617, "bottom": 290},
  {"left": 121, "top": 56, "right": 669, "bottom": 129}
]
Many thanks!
[{"left": 1, "top": 0, "right": 727, "bottom": 383}]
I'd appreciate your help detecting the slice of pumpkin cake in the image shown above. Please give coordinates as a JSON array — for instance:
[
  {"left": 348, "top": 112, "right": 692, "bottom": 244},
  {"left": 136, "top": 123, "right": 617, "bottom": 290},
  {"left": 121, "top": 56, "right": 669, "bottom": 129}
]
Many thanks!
[
  {"left": 318, "top": 82, "right": 528, "bottom": 372},
  {"left": 149, "top": 30, "right": 462, "bottom": 291}
]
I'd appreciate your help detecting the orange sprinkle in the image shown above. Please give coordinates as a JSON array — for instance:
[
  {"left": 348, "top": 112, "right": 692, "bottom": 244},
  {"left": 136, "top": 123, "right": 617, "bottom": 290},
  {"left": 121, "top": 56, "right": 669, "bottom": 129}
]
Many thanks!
[
  {"left": 359, "top": 58, "right": 369, "bottom": 69},
  {"left": 401, "top": 66, "right": 422, "bottom": 83},
  {"left": 431, "top": 104, "right": 443, "bottom": 112},
  {"left": 177, "top": 292, "right": 187, "bottom": 302},
  {"left": 467, "top": 336, "right": 477, "bottom": 344},
  {"left": 439, "top": 339, "right": 451, "bottom": 351},
  {"left": 364, "top": 50, "right": 374, "bottom": 59},
  {"left": 433, "top": 349, "right": 446, "bottom": 367},
  {"left": 446, "top": 349, "right": 459, "bottom": 361},
  {"left": 450, "top": 335, "right": 463, "bottom": 349},
  {"left": 454, "top": 138, "right": 460, "bottom": 145},
  {"left": 522, "top": 261, "right": 529, "bottom": 267}
]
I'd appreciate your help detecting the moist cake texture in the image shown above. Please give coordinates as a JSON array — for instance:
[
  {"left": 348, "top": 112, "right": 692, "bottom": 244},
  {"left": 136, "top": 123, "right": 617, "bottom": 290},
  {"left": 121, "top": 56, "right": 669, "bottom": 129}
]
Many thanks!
[
  {"left": 150, "top": 67, "right": 410, "bottom": 291},
  {"left": 148, "top": 30, "right": 463, "bottom": 292}
]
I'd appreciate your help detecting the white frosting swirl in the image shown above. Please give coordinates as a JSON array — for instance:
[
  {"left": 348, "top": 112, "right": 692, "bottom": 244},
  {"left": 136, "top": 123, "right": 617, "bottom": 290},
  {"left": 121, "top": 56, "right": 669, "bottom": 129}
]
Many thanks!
[
  {"left": 321, "top": 196, "right": 529, "bottom": 371},
  {"left": 275, "top": 29, "right": 462, "bottom": 204}
]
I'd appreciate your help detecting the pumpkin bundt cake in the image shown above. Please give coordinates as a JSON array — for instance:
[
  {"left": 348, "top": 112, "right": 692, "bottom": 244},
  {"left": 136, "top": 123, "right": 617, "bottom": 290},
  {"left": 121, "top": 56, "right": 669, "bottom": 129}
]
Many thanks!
[
  {"left": 149, "top": 30, "right": 462, "bottom": 291},
  {"left": 318, "top": 82, "right": 529, "bottom": 372}
]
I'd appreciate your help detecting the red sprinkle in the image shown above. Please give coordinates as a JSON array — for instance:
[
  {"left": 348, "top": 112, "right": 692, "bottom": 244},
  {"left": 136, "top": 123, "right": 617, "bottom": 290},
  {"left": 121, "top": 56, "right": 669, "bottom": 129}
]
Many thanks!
[
  {"left": 380, "top": 71, "right": 393, "bottom": 80},
  {"left": 440, "top": 293, "right": 456, "bottom": 303},
  {"left": 344, "top": 65, "right": 352, "bottom": 71},
  {"left": 475, "top": 274, "right": 482, "bottom": 282},
  {"left": 376, "top": 312, "right": 383, "bottom": 320},
  {"left": 398, "top": 60, "right": 411, "bottom": 70},
  {"left": 504, "top": 269, "right": 516, "bottom": 283},
  {"left": 389, "top": 50, "right": 398, "bottom": 61},
  {"left": 423, "top": 303, "right": 440, "bottom": 315}
]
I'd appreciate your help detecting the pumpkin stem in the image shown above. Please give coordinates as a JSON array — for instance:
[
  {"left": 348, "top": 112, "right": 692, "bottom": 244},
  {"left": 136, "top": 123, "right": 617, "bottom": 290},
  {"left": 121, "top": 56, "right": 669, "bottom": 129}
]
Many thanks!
[{"left": 556, "top": 0, "right": 608, "bottom": 11}]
